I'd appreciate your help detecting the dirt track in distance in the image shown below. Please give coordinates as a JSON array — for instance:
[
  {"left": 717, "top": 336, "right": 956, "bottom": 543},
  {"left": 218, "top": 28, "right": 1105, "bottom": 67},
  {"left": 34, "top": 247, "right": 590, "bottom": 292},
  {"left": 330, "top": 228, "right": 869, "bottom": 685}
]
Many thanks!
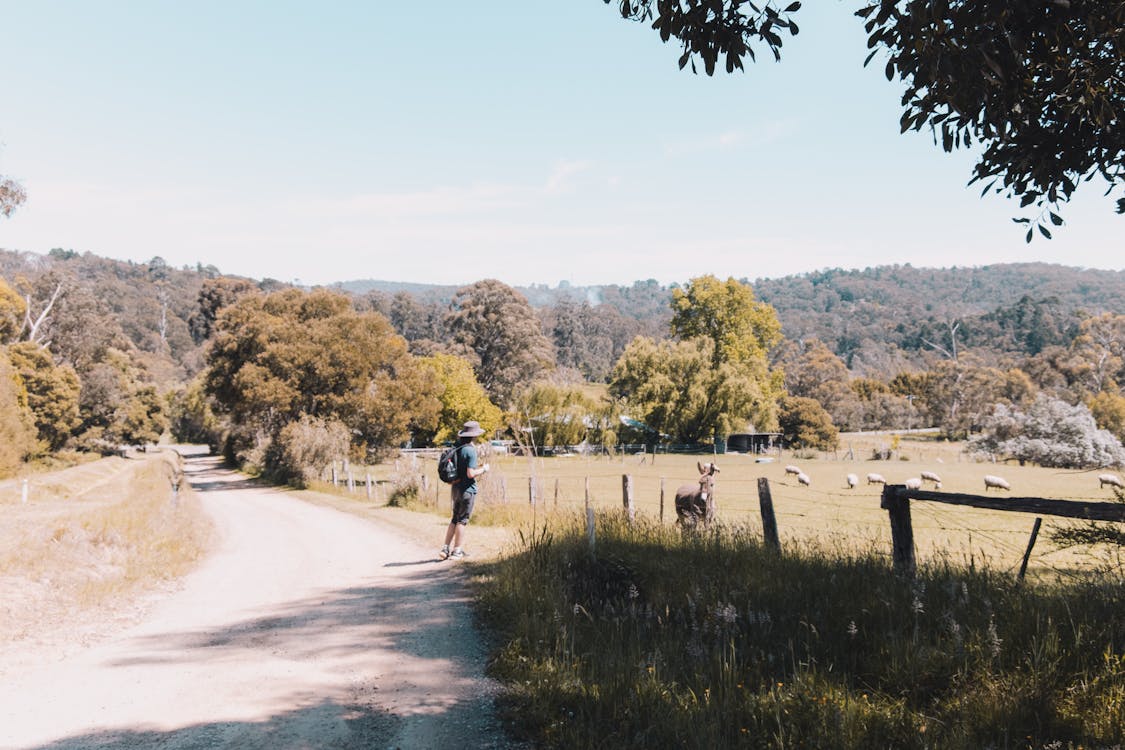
[{"left": 0, "top": 456, "right": 520, "bottom": 750}]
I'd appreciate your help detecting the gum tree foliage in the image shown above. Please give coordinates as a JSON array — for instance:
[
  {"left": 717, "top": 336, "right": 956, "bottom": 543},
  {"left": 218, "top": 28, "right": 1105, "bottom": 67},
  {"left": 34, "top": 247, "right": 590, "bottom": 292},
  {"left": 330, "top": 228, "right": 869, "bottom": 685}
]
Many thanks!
[
  {"left": 445, "top": 279, "right": 555, "bottom": 408},
  {"left": 7, "top": 341, "right": 81, "bottom": 451},
  {"left": 778, "top": 338, "right": 863, "bottom": 430},
  {"left": 188, "top": 276, "right": 259, "bottom": 344},
  {"left": 205, "top": 288, "right": 441, "bottom": 461},
  {"left": 968, "top": 394, "right": 1125, "bottom": 469},
  {"left": 77, "top": 348, "right": 168, "bottom": 448},
  {"left": 0, "top": 176, "right": 26, "bottom": 218},
  {"left": 777, "top": 395, "right": 839, "bottom": 451},
  {"left": 1088, "top": 390, "right": 1125, "bottom": 445},
  {"left": 606, "top": 1, "right": 1124, "bottom": 236},
  {"left": 0, "top": 348, "right": 37, "bottom": 475}
]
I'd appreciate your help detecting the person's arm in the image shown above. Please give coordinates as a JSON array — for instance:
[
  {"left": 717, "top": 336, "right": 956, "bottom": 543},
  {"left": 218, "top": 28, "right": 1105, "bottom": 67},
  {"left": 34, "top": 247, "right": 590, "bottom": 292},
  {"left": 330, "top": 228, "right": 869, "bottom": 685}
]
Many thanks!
[{"left": 467, "top": 461, "right": 490, "bottom": 479}]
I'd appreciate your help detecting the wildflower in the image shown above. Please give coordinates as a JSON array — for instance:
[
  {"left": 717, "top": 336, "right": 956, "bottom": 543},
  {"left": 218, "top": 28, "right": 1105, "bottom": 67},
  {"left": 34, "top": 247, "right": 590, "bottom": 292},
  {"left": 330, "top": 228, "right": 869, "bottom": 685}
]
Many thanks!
[
  {"left": 712, "top": 602, "right": 738, "bottom": 625},
  {"left": 911, "top": 596, "right": 924, "bottom": 615},
  {"left": 987, "top": 615, "right": 1002, "bottom": 658},
  {"left": 847, "top": 620, "right": 858, "bottom": 638},
  {"left": 627, "top": 583, "right": 639, "bottom": 600}
]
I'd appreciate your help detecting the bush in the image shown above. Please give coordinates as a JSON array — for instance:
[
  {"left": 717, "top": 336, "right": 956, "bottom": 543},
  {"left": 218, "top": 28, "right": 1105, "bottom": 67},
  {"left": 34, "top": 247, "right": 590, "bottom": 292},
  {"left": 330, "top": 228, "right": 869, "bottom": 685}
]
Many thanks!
[
  {"left": 969, "top": 394, "right": 1125, "bottom": 468},
  {"left": 266, "top": 416, "right": 350, "bottom": 486}
]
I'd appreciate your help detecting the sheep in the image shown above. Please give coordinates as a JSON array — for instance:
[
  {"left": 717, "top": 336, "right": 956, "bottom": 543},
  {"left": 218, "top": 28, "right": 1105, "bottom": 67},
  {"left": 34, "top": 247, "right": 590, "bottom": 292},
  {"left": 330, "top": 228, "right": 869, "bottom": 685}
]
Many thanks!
[
  {"left": 918, "top": 472, "right": 945, "bottom": 490},
  {"left": 784, "top": 464, "right": 801, "bottom": 477},
  {"left": 846, "top": 473, "right": 858, "bottom": 489},
  {"left": 983, "top": 475, "right": 1010, "bottom": 491},
  {"left": 904, "top": 477, "right": 922, "bottom": 490},
  {"left": 1098, "top": 473, "right": 1125, "bottom": 490},
  {"left": 866, "top": 472, "right": 886, "bottom": 486},
  {"left": 797, "top": 472, "right": 811, "bottom": 487}
]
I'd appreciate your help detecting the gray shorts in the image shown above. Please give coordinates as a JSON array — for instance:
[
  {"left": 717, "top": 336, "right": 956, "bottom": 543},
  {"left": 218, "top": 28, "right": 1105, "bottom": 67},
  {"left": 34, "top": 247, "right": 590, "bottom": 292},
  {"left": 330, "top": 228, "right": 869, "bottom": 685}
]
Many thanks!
[{"left": 451, "top": 487, "right": 476, "bottom": 525}]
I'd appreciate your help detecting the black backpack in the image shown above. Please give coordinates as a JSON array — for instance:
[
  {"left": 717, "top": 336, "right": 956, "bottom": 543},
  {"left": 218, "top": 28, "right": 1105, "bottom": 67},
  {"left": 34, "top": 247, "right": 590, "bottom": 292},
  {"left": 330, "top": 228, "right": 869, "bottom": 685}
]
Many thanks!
[{"left": 437, "top": 445, "right": 460, "bottom": 484}]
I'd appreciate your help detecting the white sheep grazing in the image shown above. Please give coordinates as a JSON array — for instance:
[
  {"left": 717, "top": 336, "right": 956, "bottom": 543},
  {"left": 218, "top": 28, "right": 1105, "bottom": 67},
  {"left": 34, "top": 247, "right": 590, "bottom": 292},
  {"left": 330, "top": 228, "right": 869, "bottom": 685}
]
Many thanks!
[
  {"left": 983, "top": 474, "right": 1010, "bottom": 491},
  {"left": 920, "top": 470, "right": 942, "bottom": 486},
  {"left": 1098, "top": 473, "right": 1125, "bottom": 490},
  {"left": 866, "top": 472, "right": 886, "bottom": 485},
  {"left": 846, "top": 473, "right": 858, "bottom": 489},
  {"left": 797, "top": 472, "right": 811, "bottom": 487},
  {"left": 784, "top": 464, "right": 801, "bottom": 477},
  {"left": 904, "top": 477, "right": 922, "bottom": 490}
]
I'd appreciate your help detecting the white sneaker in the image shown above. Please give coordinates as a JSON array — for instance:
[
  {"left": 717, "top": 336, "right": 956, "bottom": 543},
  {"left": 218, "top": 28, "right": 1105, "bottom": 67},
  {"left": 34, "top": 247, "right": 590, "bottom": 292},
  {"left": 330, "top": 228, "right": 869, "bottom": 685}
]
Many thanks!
[
  {"left": 449, "top": 548, "right": 466, "bottom": 560},
  {"left": 438, "top": 545, "right": 450, "bottom": 560}
]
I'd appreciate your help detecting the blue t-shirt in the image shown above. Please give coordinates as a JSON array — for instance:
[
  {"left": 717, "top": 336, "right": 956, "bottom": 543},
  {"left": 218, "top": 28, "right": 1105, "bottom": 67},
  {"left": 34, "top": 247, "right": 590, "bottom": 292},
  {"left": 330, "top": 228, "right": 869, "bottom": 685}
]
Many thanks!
[{"left": 457, "top": 443, "right": 480, "bottom": 492}]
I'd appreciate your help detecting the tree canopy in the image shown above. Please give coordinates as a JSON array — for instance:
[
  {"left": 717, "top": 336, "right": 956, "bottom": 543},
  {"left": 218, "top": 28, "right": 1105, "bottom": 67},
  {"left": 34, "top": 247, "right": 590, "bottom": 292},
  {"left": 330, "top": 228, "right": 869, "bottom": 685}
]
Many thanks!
[
  {"left": 205, "top": 288, "right": 441, "bottom": 461},
  {"left": 606, "top": 1, "right": 1124, "bottom": 234},
  {"left": 446, "top": 279, "right": 555, "bottom": 407}
]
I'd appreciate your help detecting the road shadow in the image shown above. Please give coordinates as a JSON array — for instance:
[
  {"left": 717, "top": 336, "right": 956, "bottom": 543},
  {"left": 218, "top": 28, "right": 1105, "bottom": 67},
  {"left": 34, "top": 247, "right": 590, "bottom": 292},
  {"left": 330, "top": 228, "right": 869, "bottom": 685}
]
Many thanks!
[
  {"left": 105, "top": 565, "right": 481, "bottom": 669},
  {"left": 15, "top": 695, "right": 521, "bottom": 750}
]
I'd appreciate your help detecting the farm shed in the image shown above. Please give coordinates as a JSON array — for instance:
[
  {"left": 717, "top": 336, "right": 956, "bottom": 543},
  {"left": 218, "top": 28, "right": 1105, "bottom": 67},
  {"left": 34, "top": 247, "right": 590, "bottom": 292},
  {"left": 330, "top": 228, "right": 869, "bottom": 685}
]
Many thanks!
[{"left": 726, "top": 432, "right": 782, "bottom": 454}]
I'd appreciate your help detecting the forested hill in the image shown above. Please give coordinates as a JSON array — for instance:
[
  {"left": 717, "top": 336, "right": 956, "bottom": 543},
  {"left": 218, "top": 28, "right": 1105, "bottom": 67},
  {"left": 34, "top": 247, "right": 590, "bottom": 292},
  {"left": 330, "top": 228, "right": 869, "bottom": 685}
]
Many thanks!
[
  {"left": 752, "top": 263, "right": 1125, "bottom": 371},
  {"left": 343, "top": 263, "right": 1125, "bottom": 369}
]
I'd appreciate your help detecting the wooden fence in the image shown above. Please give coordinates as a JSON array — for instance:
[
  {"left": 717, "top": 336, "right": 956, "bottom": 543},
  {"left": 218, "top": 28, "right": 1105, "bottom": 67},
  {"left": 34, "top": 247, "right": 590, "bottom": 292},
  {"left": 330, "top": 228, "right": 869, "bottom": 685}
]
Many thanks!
[{"left": 879, "top": 484, "right": 1125, "bottom": 577}]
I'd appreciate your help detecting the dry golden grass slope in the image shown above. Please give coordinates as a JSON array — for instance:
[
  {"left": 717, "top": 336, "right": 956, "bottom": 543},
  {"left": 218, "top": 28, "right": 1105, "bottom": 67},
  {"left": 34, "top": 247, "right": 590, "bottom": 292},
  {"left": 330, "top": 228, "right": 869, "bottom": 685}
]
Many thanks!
[{"left": 0, "top": 450, "right": 215, "bottom": 669}]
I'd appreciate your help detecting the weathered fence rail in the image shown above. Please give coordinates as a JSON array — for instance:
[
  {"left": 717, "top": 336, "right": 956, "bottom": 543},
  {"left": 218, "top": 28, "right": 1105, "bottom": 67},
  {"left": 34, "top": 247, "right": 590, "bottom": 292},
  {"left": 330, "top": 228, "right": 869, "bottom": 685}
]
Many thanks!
[{"left": 880, "top": 484, "right": 1125, "bottom": 576}]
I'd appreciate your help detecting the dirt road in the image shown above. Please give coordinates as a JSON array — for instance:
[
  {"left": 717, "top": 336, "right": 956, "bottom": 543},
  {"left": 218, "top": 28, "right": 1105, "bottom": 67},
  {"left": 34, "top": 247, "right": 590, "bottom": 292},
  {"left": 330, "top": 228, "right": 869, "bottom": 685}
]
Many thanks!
[{"left": 0, "top": 456, "right": 517, "bottom": 750}]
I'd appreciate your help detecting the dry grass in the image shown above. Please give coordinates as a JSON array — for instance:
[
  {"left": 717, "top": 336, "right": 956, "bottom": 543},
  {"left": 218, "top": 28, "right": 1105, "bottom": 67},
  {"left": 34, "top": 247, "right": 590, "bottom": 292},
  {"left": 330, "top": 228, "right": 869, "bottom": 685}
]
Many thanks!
[{"left": 0, "top": 452, "right": 215, "bottom": 648}]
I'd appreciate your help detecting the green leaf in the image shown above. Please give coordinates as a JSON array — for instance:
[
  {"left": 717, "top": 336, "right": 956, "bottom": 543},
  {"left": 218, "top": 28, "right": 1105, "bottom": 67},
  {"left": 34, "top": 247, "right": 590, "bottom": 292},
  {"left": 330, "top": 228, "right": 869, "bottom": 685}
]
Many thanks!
[
  {"left": 864, "top": 49, "right": 877, "bottom": 67},
  {"left": 885, "top": 60, "right": 894, "bottom": 80},
  {"left": 1049, "top": 212, "right": 1063, "bottom": 226},
  {"left": 1026, "top": 228, "right": 1034, "bottom": 243},
  {"left": 1038, "top": 224, "right": 1052, "bottom": 239},
  {"left": 784, "top": 1, "right": 801, "bottom": 11}
]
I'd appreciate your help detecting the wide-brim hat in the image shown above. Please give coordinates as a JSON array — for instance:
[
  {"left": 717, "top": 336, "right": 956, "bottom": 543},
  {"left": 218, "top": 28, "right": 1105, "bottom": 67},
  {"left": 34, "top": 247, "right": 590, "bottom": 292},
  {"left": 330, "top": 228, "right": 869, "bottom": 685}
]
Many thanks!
[{"left": 458, "top": 420, "right": 486, "bottom": 438}]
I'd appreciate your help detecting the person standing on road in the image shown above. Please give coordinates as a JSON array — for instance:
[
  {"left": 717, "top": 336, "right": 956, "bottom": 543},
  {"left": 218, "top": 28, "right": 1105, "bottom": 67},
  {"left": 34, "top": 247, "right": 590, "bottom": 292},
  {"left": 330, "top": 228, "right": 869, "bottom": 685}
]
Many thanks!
[{"left": 439, "top": 420, "right": 490, "bottom": 560}]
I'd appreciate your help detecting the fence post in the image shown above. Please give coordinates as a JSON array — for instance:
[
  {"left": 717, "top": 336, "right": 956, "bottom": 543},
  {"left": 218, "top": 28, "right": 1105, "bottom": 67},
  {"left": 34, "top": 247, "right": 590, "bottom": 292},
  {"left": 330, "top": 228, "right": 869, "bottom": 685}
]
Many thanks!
[
  {"left": 331, "top": 465, "right": 338, "bottom": 487},
  {"left": 622, "top": 474, "right": 635, "bottom": 523},
  {"left": 21, "top": 479, "right": 29, "bottom": 504},
  {"left": 757, "top": 478, "right": 780, "bottom": 552},
  {"left": 586, "top": 506, "right": 596, "bottom": 557},
  {"left": 881, "top": 485, "right": 916, "bottom": 576},
  {"left": 554, "top": 478, "right": 559, "bottom": 509},
  {"left": 660, "top": 477, "right": 665, "bottom": 524},
  {"left": 366, "top": 473, "right": 372, "bottom": 500},
  {"left": 500, "top": 476, "right": 507, "bottom": 503},
  {"left": 347, "top": 469, "right": 355, "bottom": 493},
  {"left": 528, "top": 476, "right": 536, "bottom": 506},
  {"left": 1017, "top": 517, "right": 1043, "bottom": 581},
  {"left": 584, "top": 476, "right": 591, "bottom": 512}
]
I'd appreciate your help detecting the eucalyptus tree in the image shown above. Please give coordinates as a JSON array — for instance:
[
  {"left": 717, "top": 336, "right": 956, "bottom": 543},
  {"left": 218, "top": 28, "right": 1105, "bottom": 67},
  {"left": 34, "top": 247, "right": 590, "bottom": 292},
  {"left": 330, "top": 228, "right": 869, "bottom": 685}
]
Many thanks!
[
  {"left": 205, "top": 288, "right": 441, "bottom": 462},
  {"left": 445, "top": 279, "right": 555, "bottom": 407}
]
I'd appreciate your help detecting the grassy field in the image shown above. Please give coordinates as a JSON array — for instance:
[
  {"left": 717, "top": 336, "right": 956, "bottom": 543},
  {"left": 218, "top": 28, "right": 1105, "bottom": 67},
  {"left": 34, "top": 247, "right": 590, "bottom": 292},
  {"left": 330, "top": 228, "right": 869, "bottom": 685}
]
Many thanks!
[
  {"left": 333, "top": 434, "right": 1122, "bottom": 581},
  {"left": 343, "top": 433, "right": 1124, "bottom": 747}
]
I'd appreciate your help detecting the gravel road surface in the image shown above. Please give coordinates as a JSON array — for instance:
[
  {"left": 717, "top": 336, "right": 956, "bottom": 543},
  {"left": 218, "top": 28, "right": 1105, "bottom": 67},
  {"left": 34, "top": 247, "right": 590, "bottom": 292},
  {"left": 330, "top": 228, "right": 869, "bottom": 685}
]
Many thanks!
[{"left": 0, "top": 456, "right": 517, "bottom": 750}]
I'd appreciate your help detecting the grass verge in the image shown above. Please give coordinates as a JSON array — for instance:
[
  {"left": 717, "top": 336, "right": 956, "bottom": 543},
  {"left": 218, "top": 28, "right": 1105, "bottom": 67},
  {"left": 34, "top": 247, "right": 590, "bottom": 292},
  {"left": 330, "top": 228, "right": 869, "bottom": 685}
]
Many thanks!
[
  {"left": 473, "top": 514, "right": 1125, "bottom": 749},
  {"left": 0, "top": 453, "right": 215, "bottom": 646}
]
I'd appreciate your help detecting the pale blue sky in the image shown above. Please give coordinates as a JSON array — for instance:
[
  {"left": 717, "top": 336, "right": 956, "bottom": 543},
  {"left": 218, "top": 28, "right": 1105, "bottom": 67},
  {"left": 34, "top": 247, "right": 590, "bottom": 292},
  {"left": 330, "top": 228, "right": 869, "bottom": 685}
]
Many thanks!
[{"left": 1, "top": 1, "right": 1120, "bottom": 287}]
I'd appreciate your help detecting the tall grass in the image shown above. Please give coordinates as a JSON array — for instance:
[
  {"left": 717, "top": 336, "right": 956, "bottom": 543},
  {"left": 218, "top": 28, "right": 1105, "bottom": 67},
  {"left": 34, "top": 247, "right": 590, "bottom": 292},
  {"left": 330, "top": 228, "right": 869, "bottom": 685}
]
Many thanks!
[{"left": 475, "top": 514, "right": 1125, "bottom": 749}]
